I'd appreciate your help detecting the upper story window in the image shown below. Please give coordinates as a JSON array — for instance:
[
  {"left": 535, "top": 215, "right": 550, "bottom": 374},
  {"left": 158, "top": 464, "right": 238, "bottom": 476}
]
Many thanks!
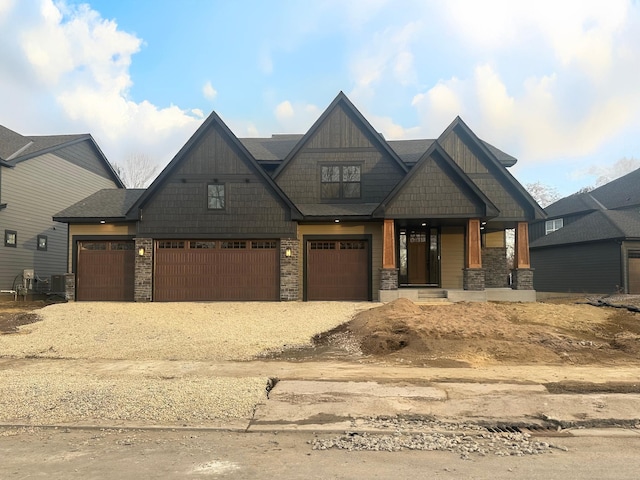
[
  {"left": 545, "top": 218, "right": 563, "bottom": 235},
  {"left": 321, "top": 165, "right": 361, "bottom": 200},
  {"left": 207, "top": 184, "right": 225, "bottom": 210}
]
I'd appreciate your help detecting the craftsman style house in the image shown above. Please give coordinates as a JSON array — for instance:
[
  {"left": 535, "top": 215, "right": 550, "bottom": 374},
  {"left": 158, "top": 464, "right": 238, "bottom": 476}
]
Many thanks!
[
  {"left": 54, "top": 92, "right": 544, "bottom": 302},
  {"left": 0, "top": 125, "right": 123, "bottom": 297},
  {"left": 530, "top": 168, "right": 640, "bottom": 294}
]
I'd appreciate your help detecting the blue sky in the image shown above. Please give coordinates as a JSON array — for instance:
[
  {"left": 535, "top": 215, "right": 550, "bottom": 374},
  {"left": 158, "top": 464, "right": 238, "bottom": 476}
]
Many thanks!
[{"left": 1, "top": 0, "right": 640, "bottom": 195}]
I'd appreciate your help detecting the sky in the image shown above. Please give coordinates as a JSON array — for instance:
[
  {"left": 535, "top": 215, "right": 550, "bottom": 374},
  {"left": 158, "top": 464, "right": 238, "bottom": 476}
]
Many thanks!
[{"left": 1, "top": 0, "right": 640, "bottom": 195}]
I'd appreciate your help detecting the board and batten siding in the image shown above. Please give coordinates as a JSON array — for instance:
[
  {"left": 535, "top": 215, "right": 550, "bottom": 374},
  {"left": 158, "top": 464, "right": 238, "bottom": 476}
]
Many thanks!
[
  {"left": 440, "top": 226, "right": 465, "bottom": 289},
  {"left": 531, "top": 241, "right": 622, "bottom": 294},
  {"left": 67, "top": 223, "right": 137, "bottom": 272},
  {"left": 297, "top": 223, "right": 383, "bottom": 301},
  {"left": 138, "top": 124, "right": 296, "bottom": 237},
  {"left": 0, "top": 153, "right": 118, "bottom": 290}
]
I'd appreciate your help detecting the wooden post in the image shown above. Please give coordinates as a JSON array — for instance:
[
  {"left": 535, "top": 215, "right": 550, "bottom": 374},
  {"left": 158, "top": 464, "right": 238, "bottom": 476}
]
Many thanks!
[
  {"left": 466, "top": 218, "right": 482, "bottom": 268},
  {"left": 382, "top": 219, "right": 396, "bottom": 269},
  {"left": 515, "top": 222, "right": 531, "bottom": 269}
]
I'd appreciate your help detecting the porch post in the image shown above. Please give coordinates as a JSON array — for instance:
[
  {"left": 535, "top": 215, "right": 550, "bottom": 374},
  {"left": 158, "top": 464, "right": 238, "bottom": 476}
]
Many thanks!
[
  {"left": 380, "top": 219, "right": 399, "bottom": 294},
  {"left": 463, "top": 218, "right": 485, "bottom": 290},
  {"left": 512, "top": 222, "right": 534, "bottom": 290}
]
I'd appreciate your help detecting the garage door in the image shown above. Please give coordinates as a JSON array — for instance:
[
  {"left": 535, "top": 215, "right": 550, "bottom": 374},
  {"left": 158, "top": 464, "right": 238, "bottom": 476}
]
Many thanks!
[
  {"left": 154, "top": 240, "right": 279, "bottom": 301},
  {"left": 306, "top": 239, "right": 369, "bottom": 301},
  {"left": 629, "top": 251, "right": 640, "bottom": 294},
  {"left": 76, "top": 240, "right": 135, "bottom": 301}
]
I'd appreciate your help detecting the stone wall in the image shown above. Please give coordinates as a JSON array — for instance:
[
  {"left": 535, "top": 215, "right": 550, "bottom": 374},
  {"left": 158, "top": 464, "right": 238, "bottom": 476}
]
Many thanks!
[
  {"left": 280, "top": 238, "right": 299, "bottom": 301},
  {"left": 64, "top": 273, "right": 75, "bottom": 301},
  {"left": 463, "top": 268, "right": 485, "bottom": 291},
  {"left": 483, "top": 247, "right": 508, "bottom": 288},
  {"left": 380, "top": 268, "right": 399, "bottom": 290},
  {"left": 134, "top": 238, "right": 153, "bottom": 302},
  {"left": 511, "top": 268, "right": 534, "bottom": 290}
]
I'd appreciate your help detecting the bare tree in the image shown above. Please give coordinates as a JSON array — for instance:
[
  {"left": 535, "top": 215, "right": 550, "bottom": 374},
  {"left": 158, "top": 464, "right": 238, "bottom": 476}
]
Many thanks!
[
  {"left": 525, "top": 181, "right": 561, "bottom": 208},
  {"left": 112, "top": 154, "right": 158, "bottom": 188},
  {"left": 588, "top": 157, "right": 640, "bottom": 187}
]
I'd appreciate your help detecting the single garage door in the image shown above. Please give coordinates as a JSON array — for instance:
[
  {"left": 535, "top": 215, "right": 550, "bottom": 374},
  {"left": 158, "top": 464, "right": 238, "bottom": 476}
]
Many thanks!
[
  {"left": 629, "top": 251, "right": 640, "bottom": 294},
  {"left": 76, "top": 240, "right": 135, "bottom": 301},
  {"left": 306, "top": 239, "right": 369, "bottom": 301},
  {"left": 154, "top": 240, "right": 279, "bottom": 301}
]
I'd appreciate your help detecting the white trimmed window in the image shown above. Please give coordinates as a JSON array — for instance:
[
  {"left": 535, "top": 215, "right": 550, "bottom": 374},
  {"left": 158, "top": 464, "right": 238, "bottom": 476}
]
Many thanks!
[{"left": 545, "top": 218, "right": 563, "bottom": 235}]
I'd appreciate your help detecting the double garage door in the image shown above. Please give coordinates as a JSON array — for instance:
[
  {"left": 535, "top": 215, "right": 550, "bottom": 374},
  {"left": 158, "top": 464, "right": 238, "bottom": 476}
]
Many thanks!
[{"left": 154, "top": 240, "right": 279, "bottom": 301}]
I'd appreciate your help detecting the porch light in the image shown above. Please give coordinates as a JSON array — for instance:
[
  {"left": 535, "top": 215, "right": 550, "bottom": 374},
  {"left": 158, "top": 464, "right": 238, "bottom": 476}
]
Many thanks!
[
  {"left": 99, "top": 220, "right": 106, "bottom": 224},
  {"left": 421, "top": 222, "right": 426, "bottom": 226},
  {"left": 138, "top": 247, "right": 145, "bottom": 257},
  {"left": 334, "top": 219, "right": 340, "bottom": 223},
  {"left": 284, "top": 247, "right": 292, "bottom": 257}
]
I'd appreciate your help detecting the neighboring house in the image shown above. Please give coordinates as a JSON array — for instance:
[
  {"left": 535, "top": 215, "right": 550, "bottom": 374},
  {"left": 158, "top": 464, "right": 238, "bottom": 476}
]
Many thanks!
[
  {"left": 0, "top": 124, "right": 123, "bottom": 296},
  {"left": 530, "top": 168, "right": 640, "bottom": 294},
  {"left": 54, "top": 92, "right": 544, "bottom": 302}
]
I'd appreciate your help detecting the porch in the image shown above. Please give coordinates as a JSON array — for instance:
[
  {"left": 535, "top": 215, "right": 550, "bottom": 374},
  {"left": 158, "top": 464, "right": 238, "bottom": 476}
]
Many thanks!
[{"left": 378, "top": 219, "right": 536, "bottom": 302}]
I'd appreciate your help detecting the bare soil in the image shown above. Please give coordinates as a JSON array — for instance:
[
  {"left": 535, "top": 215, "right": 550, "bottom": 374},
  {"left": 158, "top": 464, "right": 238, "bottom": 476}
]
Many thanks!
[
  {"left": 270, "top": 297, "right": 640, "bottom": 369},
  {"left": 2, "top": 297, "right": 640, "bottom": 369}
]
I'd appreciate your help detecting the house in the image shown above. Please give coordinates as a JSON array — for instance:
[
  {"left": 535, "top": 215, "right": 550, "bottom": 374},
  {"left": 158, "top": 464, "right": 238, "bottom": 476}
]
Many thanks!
[
  {"left": 53, "top": 92, "right": 544, "bottom": 302},
  {"left": 530, "top": 168, "right": 640, "bottom": 294},
  {"left": 0, "top": 125, "right": 123, "bottom": 297}
]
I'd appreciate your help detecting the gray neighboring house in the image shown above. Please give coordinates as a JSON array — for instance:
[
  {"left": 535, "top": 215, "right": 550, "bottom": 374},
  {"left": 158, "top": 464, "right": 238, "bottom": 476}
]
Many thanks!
[
  {"left": 530, "top": 168, "right": 640, "bottom": 294},
  {"left": 0, "top": 124, "right": 123, "bottom": 296}
]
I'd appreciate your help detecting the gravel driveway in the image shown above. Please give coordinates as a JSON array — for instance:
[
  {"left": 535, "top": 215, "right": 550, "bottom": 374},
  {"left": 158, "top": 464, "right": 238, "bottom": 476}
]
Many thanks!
[{"left": 0, "top": 302, "right": 371, "bottom": 426}]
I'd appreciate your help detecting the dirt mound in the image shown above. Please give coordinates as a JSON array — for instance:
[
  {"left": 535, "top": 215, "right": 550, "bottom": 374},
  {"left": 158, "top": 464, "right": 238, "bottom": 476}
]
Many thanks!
[{"left": 341, "top": 298, "right": 640, "bottom": 366}]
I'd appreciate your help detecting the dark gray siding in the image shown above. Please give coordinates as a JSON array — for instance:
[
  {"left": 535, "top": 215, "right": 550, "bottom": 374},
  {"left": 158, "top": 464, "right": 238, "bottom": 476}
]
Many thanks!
[
  {"left": 384, "top": 152, "right": 484, "bottom": 218},
  {"left": 441, "top": 128, "right": 529, "bottom": 220},
  {"left": 276, "top": 104, "right": 405, "bottom": 205},
  {"left": 531, "top": 241, "right": 622, "bottom": 293},
  {"left": 55, "top": 140, "right": 114, "bottom": 181},
  {"left": 138, "top": 124, "right": 296, "bottom": 237}
]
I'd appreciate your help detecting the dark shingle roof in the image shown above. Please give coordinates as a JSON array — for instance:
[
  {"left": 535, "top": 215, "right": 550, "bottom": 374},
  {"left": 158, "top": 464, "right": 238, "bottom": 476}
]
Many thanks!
[
  {"left": 531, "top": 209, "right": 640, "bottom": 248},
  {"left": 296, "top": 203, "right": 379, "bottom": 217},
  {"left": 0, "top": 124, "right": 86, "bottom": 161},
  {"left": 544, "top": 192, "right": 602, "bottom": 217},
  {"left": 588, "top": 168, "right": 640, "bottom": 210},
  {"left": 53, "top": 189, "right": 145, "bottom": 221},
  {"left": 240, "top": 135, "right": 516, "bottom": 167}
]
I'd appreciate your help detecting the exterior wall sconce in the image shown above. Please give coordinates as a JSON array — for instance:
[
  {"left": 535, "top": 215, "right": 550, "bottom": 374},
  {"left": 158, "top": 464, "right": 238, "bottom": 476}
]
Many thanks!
[
  {"left": 284, "top": 247, "right": 292, "bottom": 257},
  {"left": 138, "top": 247, "right": 145, "bottom": 257}
]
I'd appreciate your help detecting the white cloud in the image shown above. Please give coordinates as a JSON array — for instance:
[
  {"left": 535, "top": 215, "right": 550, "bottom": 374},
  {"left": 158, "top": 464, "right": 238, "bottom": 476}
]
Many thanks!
[
  {"left": 202, "top": 81, "right": 217, "bottom": 100},
  {"left": 0, "top": 0, "right": 201, "bottom": 167},
  {"left": 273, "top": 100, "right": 319, "bottom": 132},
  {"left": 274, "top": 100, "right": 294, "bottom": 120}
]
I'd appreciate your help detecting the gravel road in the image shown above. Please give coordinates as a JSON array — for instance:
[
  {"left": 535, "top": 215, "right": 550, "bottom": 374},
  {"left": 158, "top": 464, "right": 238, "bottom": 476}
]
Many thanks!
[{"left": 0, "top": 302, "right": 371, "bottom": 426}]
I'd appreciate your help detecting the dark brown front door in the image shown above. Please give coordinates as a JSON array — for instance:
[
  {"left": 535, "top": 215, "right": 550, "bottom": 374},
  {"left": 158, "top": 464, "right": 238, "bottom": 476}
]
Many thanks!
[
  {"left": 76, "top": 241, "right": 135, "bottom": 301},
  {"left": 408, "top": 234, "right": 427, "bottom": 284},
  {"left": 307, "top": 239, "right": 369, "bottom": 301},
  {"left": 154, "top": 240, "right": 279, "bottom": 301}
]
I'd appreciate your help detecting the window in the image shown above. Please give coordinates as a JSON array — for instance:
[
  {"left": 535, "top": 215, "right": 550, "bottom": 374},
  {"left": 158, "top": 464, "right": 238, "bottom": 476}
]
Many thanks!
[
  {"left": 4, "top": 230, "right": 16, "bottom": 247},
  {"left": 321, "top": 165, "right": 361, "bottom": 199},
  {"left": 545, "top": 218, "right": 563, "bottom": 235},
  {"left": 37, "top": 235, "right": 48, "bottom": 251},
  {"left": 207, "top": 184, "right": 225, "bottom": 210}
]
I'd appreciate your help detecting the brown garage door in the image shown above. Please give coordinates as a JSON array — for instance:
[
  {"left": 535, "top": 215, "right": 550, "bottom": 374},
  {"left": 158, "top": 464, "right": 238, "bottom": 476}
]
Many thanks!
[
  {"left": 77, "top": 241, "right": 135, "bottom": 301},
  {"left": 307, "top": 239, "right": 369, "bottom": 301},
  {"left": 154, "top": 240, "right": 279, "bottom": 301}
]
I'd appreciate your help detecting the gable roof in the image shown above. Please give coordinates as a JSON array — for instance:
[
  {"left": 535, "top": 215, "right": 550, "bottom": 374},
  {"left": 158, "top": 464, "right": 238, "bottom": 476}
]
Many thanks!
[
  {"left": 531, "top": 208, "right": 640, "bottom": 248},
  {"left": 53, "top": 188, "right": 145, "bottom": 223},
  {"left": 129, "top": 111, "right": 302, "bottom": 220},
  {"left": 374, "top": 140, "right": 499, "bottom": 219},
  {"left": 0, "top": 124, "right": 124, "bottom": 187},
  {"left": 272, "top": 91, "right": 408, "bottom": 179},
  {"left": 439, "top": 116, "right": 546, "bottom": 221},
  {"left": 587, "top": 167, "right": 640, "bottom": 210}
]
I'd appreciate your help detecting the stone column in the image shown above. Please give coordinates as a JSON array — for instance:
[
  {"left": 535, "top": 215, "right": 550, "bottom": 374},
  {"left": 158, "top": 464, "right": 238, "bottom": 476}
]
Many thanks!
[
  {"left": 380, "top": 219, "right": 398, "bottom": 290},
  {"left": 280, "top": 238, "right": 300, "bottom": 301},
  {"left": 64, "top": 273, "right": 75, "bottom": 301},
  {"left": 512, "top": 222, "right": 534, "bottom": 290},
  {"left": 464, "top": 218, "right": 485, "bottom": 290},
  {"left": 134, "top": 238, "right": 153, "bottom": 302}
]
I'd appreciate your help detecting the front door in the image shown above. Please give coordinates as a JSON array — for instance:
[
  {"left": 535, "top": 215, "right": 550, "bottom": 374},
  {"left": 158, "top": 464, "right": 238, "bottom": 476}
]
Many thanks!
[{"left": 399, "top": 227, "right": 440, "bottom": 286}]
